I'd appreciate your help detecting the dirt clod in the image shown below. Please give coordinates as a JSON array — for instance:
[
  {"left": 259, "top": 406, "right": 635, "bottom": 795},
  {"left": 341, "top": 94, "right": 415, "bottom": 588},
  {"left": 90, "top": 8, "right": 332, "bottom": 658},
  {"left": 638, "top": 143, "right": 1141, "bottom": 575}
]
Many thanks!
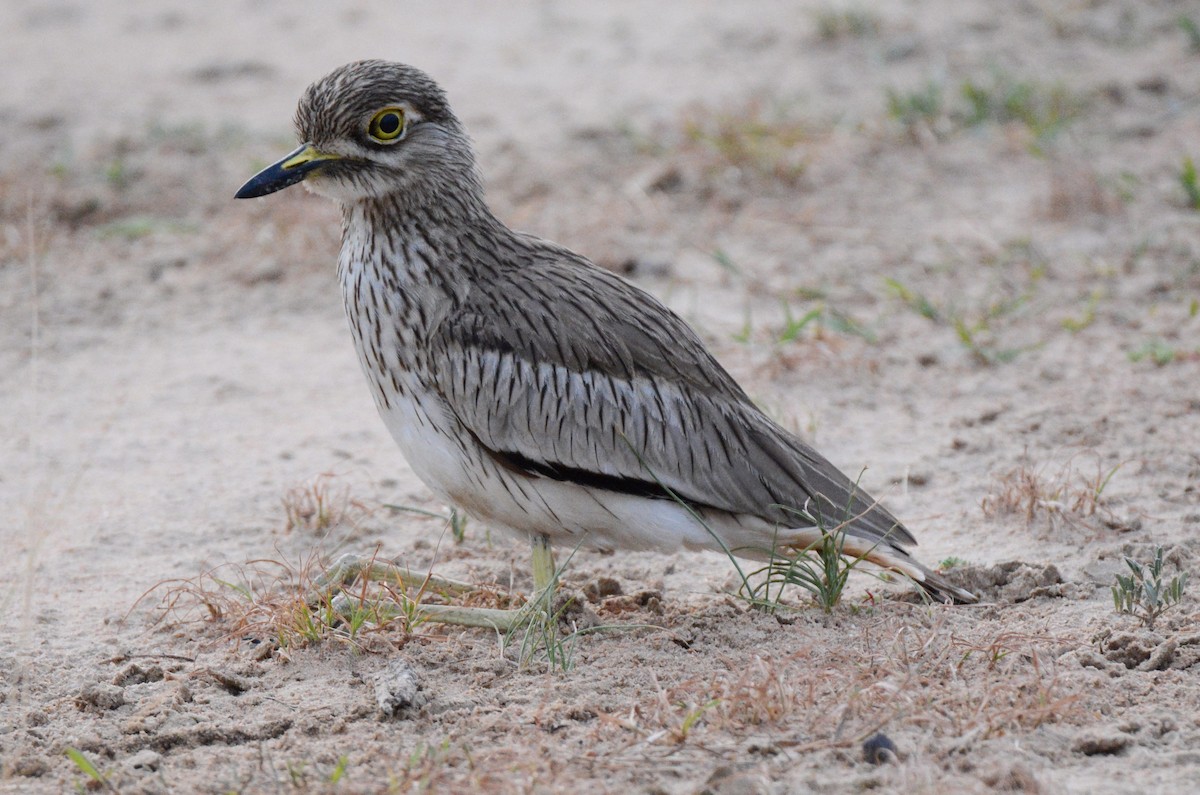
[
  {"left": 583, "top": 576, "right": 624, "bottom": 601},
  {"left": 8, "top": 755, "right": 50, "bottom": 778},
  {"left": 950, "top": 561, "right": 1064, "bottom": 603},
  {"left": 554, "top": 592, "right": 600, "bottom": 631},
  {"left": 112, "top": 663, "right": 164, "bottom": 687},
  {"left": 1100, "top": 629, "right": 1167, "bottom": 669},
  {"left": 980, "top": 763, "right": 1042, "bottom": 792},
  {"left": 77, "top": 683, "right": 126, "bottom": 712},
  {"left": 1073, "top": 729, "right": 1133, "bottom": 756},
  {"left": 203, "top": 668, "right": 252, "bottom": 694},
  {"left": 700, "top": 763, "right": 771, "bottom": 795},
  {"left": 123, "top": 749, "right": 163, "bottom": 773},
  {"left": 374, "top": 659, "right": 426, "bottom": 718}
]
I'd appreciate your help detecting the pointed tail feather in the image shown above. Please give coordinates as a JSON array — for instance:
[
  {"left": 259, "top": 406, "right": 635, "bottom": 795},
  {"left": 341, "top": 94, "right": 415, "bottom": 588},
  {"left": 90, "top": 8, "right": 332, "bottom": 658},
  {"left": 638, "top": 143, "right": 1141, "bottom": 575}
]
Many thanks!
[
  {"left": 779, "top": 528, "right": 979, "bottom": 604},
  {"left": 848, "top": 537, "right": 979, "bottom": 604}
]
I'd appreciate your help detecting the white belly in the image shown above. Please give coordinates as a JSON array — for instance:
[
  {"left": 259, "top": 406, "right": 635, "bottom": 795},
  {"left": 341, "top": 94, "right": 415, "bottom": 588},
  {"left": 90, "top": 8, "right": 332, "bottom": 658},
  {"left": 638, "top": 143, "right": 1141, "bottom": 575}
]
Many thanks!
[{"left": 373, "top": 377, "right": 770, "bottom": 555}]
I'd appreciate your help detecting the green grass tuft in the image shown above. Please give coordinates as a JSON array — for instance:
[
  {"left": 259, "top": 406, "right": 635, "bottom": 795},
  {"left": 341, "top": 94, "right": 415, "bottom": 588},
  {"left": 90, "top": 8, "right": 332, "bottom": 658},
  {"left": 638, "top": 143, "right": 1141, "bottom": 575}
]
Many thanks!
[
  {"left": 886, "top": 82, "right": 944, "bottom": 133},
  {"left": 1127, "top": 339, "right": 1176, "bottom": 366},
  {"left": 743, "top": 520, "right": 868, "bottom": 613},
  {"left": 960, "top": 74, "right": 1084, "bottom": 142}
]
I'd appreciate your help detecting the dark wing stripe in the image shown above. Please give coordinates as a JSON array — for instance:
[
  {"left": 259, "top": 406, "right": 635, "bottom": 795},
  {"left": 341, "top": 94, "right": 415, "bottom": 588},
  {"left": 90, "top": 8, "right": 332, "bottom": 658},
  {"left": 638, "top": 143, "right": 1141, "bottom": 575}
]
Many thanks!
[{"left": 485, "top": 444, "right": 719, "bottom": 510}]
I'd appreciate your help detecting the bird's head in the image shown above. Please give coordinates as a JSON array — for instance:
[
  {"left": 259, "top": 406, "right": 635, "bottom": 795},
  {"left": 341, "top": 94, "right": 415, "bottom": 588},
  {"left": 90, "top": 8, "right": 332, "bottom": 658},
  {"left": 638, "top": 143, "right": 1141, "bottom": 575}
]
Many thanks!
[{"left": 236, "top": 60, "right": 479, "bottom": 205}]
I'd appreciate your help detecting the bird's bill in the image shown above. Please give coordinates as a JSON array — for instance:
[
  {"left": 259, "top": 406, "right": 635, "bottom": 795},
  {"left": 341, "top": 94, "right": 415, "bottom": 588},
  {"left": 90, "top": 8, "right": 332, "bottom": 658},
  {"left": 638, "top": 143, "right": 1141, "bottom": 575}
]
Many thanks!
[{"left": 234, "top": 144, "right": 341, "bottom": 199}]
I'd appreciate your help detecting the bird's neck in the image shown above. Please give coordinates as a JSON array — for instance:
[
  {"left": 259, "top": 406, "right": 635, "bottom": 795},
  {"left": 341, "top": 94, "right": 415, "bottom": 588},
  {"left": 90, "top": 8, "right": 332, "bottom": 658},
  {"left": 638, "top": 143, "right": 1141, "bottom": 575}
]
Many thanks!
[
  {"left": 335, "top": 190, "right": 510, "bottom": 364},
  {"left": 338, "top": 188, "right": 503, "bottom": 286}
]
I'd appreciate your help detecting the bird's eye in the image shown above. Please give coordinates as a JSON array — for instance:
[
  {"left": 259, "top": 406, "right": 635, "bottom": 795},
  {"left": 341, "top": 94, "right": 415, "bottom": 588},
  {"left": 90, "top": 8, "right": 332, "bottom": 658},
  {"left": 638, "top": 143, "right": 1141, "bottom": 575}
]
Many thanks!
[{"left": 368, "top": 108, "right": 407, "bottom": 143}]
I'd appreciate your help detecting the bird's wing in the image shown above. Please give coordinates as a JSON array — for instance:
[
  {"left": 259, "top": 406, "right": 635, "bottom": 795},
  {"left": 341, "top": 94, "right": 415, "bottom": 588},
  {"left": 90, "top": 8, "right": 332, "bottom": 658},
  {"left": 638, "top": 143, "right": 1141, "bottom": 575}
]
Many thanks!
[{"left": 428, "top": 249, "right": 915, "bottom": 550}]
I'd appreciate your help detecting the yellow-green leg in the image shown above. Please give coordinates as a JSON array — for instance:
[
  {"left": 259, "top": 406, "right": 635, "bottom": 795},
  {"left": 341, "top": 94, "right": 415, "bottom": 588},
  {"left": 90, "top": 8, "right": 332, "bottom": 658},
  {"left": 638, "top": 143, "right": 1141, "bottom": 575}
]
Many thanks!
[
  {"left": 530, "top": 533, "right": 557, "bottom": 594},
  {"left": 318, "top": 534, "right": 558, "bottom": 633}
]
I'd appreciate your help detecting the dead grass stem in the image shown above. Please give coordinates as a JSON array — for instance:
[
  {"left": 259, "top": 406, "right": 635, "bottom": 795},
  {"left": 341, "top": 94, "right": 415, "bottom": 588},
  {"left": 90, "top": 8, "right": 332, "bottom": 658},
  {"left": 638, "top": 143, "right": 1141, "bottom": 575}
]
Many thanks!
[{"left": 981, "top": 455, "right": 1125, "bottom": 531}]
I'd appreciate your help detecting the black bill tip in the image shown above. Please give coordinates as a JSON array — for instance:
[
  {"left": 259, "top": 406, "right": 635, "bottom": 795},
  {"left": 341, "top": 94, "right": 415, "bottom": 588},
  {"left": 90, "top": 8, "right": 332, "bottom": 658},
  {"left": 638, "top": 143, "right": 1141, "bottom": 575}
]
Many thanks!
[
  {"left": 235, "top": 164, "right": 309, "bottom": 199},
  {"left": 234, "top": 144, "right": 336, "bottom": 199}
]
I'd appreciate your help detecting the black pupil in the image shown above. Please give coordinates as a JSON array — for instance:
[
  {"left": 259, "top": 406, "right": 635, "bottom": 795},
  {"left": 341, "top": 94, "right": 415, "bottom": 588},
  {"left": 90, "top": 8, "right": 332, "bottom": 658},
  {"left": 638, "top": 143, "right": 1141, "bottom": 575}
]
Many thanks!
[{"left": 378, "top": 113, "right": 400, "bottom": 135}]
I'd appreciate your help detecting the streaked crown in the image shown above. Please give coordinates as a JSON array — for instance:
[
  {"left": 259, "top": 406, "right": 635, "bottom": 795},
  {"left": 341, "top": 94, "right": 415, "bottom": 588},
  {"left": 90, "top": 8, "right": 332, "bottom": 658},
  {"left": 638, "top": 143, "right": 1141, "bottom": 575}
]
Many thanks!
[{"left": 292, "top": 60, "right": 480, "bottom": 203}]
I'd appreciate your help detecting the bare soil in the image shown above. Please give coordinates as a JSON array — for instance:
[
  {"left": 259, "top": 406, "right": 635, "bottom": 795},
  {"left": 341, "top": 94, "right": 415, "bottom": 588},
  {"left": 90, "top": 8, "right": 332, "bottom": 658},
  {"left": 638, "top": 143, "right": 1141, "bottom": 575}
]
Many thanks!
[{"left": 3, "top": 1, "right": 1200, "bottom": 793}]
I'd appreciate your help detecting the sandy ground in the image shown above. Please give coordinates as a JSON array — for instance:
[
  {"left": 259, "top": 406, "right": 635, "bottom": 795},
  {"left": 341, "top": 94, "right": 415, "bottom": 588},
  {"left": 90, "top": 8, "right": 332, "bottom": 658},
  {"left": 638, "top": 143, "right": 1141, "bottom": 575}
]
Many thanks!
[{"left": 3, "top": 1, "right": 1200, "bottom": 792}]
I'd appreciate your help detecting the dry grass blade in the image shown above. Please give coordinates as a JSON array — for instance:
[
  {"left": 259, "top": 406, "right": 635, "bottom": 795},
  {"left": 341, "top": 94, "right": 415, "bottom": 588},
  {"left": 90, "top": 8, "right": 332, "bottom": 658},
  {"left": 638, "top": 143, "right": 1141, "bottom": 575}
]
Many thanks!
[
  {"left": 981, "top": 456, "right": 1126, "bottom": 532},
  {"left": 597, "top": 614, "right": 1083, "bottom": 757},
  {"left": 282, "top": 473, "right": 373, "bottom": 534},
  {"left": 134, "top": 547, "right": 457, "bottom": 651}
]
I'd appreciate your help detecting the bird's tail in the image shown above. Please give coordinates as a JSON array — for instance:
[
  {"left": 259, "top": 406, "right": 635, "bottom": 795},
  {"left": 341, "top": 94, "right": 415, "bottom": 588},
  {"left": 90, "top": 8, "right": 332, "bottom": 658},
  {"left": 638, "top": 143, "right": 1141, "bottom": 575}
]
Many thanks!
[{"left": 775, "top": 527, "right": 979, "bottom": 604}]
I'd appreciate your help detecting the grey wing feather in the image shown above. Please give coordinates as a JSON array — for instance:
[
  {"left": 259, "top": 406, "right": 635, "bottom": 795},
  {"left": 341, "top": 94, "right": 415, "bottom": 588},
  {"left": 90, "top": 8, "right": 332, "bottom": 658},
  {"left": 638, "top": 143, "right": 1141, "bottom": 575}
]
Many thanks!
[{"left": 429, "top": 247, "right": 916, "bottom": 551}]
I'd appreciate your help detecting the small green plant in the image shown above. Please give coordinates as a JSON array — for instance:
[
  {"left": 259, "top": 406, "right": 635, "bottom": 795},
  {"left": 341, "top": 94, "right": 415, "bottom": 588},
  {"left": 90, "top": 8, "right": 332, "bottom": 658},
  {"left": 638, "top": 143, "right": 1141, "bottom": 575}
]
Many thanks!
[
  {"left": 1127, "top": 338, "right": 1176, "bottom": 366},
  {"left": 884, "top": 275, "right": 1035, "bottom": 365},
  {"left": 286, "top": 759, "right": 310, "bottom": 788},
  {"left": 1180, "top": 156, "right": 1200, "bottom": 210},
  {"left": 96, "top": 216, "right": 164, "bottom": 241},
  {"left": 506, "top": 589, "right": 578, "bottom": 673},
  {"left": 774, "top": 300, "right": 877, "bottom": 345},
  {"left": 939, "top": 557, "right": 967, "bottom": 570},
  {"left": 673, "top": 698, "right": 720, "bottom": 742},
  {"left": 384, "top": 503, "right": 468, "bottom": 544},
  {"left": 886, "top": 81, "right": 944, "bottom": 132},
  {"left": 1180, "top": 15, "right": 1200, "bottom": 53},
  {"left": 776, "top": 302, "right": 823, "bottom": 343},
  {"left": 448, "top": 508, "right": 468, "bottom": 543},
  {"left": 1112, "top": 547, "right": 1188, "bottom": 630},
  {"left": 814, "top": 7, "right": 881, "bottom": 40},
  {"left": 329, "top": 755, "right": 349, "bottom": 784},
  {"left": 746, "top": 520, "right": 868, "bottom": 612},
  {"left": 710, "top": 248, "right": 744, "bottom": 278},
  {"left": 66, "top": 747, "right": 117, "bottom": 793},
  {"left": 628, "top": 442, "right": 878, "bottom": 614},
  {"left": 289, "top": 598, "right": 333, "bottom": 645},
  {"left": 501, "top": 542, "right": 607, "bottom": 673},
  {"left": 105, "top": 156, "right": 130, "bottom": 190},
  {"left": 960, "top": 74, "right": 1084, "bottom": 141},
  {"left": 884, "top": 277, "right": 940, "bottom": 321},
  {"left": 1061, "top": 290, "right": 1101, "bottom": 332},
  {"left": 682, "top": 103, "right": 810, "bottom": 184},
  {"left": 951, "top": 316, "right": 1026, "bottom": 364}
]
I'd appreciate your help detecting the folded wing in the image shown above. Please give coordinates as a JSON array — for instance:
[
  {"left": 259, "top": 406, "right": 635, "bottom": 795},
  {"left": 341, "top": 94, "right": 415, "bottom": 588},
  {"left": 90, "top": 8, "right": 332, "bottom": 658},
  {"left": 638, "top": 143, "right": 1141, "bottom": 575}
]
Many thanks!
[{"left": 428, "top": 247, "right": 916, "bottom": 553}]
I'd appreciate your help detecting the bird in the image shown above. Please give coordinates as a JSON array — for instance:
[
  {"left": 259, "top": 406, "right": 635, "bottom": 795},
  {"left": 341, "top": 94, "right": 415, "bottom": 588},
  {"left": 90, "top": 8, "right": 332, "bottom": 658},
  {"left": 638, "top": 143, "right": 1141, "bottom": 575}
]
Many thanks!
[{"left": 236, "top": 59, "right": 976, "bottom": 627}]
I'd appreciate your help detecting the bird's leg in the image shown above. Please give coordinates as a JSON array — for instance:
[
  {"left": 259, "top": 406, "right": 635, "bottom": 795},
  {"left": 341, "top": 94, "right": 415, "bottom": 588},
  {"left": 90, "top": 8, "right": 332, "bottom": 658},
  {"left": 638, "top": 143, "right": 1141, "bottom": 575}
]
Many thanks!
[
  {"left": 316, "top": 536, "right": 560, "bottom": 634},
  {"left": 530, "top": 533, "right": 557, "bottom": 595},
  {"left": 412, "top": 534, "right": 560, "bottom": 632}
]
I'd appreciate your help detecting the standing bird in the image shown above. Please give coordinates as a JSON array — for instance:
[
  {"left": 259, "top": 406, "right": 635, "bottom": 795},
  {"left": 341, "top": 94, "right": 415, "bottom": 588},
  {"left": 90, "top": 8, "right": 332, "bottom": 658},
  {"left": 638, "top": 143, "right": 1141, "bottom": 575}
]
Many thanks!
[{"left": 237, "top": 60, "right": 975, "bottom": 626}]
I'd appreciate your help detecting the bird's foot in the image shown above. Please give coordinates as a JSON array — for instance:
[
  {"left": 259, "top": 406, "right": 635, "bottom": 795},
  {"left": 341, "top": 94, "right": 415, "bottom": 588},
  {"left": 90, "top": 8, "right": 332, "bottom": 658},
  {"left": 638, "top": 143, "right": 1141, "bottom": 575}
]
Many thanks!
[
  {"left": 311, "top": 536, "right": 565, "bottom": 635},
  {"left": 310, "top": 552, "right": 475, "bottom": 598}
]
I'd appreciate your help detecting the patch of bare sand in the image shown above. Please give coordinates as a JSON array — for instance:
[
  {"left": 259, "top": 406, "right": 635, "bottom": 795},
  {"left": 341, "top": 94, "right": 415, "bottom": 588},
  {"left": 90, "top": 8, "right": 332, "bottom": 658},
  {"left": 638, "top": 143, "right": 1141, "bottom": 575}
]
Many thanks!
[{"left": 3, "top": 1, "right": 1200, "bottom": 793}]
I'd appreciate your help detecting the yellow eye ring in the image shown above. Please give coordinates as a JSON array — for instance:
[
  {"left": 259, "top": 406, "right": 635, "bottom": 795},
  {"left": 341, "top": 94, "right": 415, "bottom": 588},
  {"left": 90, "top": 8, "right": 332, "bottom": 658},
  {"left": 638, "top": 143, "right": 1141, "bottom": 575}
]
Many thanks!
[{"left": 368, "top": 108, "right": 406, "bottom": 143}]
